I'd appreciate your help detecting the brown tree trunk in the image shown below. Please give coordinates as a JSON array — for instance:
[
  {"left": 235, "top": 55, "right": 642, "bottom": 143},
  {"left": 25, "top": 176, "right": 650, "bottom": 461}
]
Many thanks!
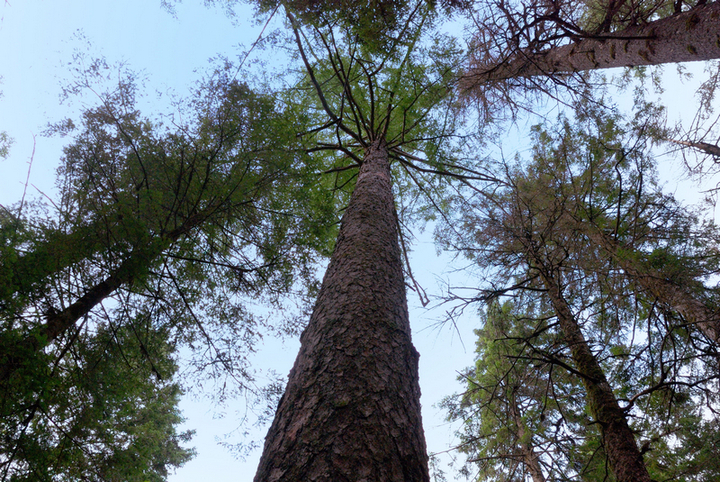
[
  {"left": 588, "top": 228, "right": 720, "bottom": 344},
  {"left": 0, "top": 210, "right": 211, "bottom": 384},
  {"left": 253, "top": 138, "right": 430, "bottom": 482},
  {"left": 509, "top": 389, "right": 546, "bottom": 482},
  {"left": 0, "top": 241, "right": 165, "bottom": 384},
  {"left": 670, "top": 138, "right": 720, "bottom": 158},
  {"left": 461, "top": 1, "right": 720, "bottom": 89},
  {"left": 540, "top": 269, "right": 651, "bottom": 482}
]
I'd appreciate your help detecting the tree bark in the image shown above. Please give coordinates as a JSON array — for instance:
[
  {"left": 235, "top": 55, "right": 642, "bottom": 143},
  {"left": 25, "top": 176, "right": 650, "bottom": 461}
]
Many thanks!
[
  {"left": 461, "top": 1, "right": 720, "bottom": 89},
  {"left": 253, "top": 138, "right": 430, "bottom": 482},
  {"left": 540, "top": 269, "right": 651, "bottom": 482},
  {"left": 670, "top": 138, "right": 720, "bottom": 158}
]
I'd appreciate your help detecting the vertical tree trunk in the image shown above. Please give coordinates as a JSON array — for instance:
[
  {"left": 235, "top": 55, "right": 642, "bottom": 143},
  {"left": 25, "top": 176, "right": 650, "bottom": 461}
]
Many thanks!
[
  {"left": 540, "top": 269, "right": 651, "bottom": 482},
  {"left": 509, "top": 389, "right": 546, "bottom": 482},
  {"left": 253, "top": 138, "right": 430, "bottom": 482}
]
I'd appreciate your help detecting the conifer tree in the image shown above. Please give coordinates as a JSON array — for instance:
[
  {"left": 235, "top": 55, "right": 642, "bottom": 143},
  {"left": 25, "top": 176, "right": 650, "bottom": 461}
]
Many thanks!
[
  {"left": 461, "top": 1, "right": 720, "bottom": 92},
  {"left": 440, "top": 101, "right": 720, "bottom": 482},
  {"left": 252, "top": 4, "right": 487, "bottom": 479},
  {"left": 0, "top": 68, "right": 335, "bottom": 479}
]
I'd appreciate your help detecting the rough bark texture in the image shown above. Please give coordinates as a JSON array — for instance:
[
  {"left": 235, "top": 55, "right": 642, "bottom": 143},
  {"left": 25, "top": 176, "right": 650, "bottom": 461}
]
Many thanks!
[
  {"left": 588, "top": 229, "right": 720, "bottom": 345},
  {"left": 540, "top": 270, "right": 651, "bottom": 482},
  {"left": 462, "top": 1, "right": 720, "bottom": 88},
  {"left": 253, "top": 139, "right": 430, "bottom": 482}
]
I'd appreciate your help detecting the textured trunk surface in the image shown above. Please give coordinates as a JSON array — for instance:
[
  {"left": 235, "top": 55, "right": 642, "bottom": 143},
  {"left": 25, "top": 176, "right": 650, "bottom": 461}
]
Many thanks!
[
  {"left": 521, "top": 443, "right": 546, "bottom": 482},
  {"left": 589, "top": 229, "right": 720, "bottom": 344},
  {"left": 670, "top": 139, "right": 720, "bottom": 158},
  {"left": 253, "top": 139, "right": 430, "bottom": 482},
  {"left": 541, "top": 270, "right": 651, "bottom": 482},
  {"left": 462, "top": 1, "right": 720, "bottom": 88}
]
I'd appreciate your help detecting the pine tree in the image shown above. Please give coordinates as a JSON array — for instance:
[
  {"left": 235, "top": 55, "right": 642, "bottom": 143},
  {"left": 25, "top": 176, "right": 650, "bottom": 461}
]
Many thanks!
[
  {"left": 0, "top": 68, "right": 335, "bottom": 479},
  {"left": 439, "top": 100, "right": 720, "bottom": 482},
  {"left": 252, "top": 5, "right": 482, "bottom": 479}
]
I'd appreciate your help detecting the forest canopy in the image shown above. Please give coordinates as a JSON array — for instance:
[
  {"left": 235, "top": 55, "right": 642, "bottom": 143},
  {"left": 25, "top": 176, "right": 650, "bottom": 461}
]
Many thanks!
[{"left": 1, "top": 0, "right": 720, "bottom": 481}]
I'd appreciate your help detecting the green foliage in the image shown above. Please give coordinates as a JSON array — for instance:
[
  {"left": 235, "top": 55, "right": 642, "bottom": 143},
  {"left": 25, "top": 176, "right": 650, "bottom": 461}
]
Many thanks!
[
  {"left": 0, "top": 132, "right": 12, "bottom": 159},
  {"left": 440, "top": 98, "right": 720, "bottom": 481},
  {"left": 0, "top": 10, "right": 476, "bottom": 472},
  {"left": 0, "top": 63, "right": 340, "bottom": 479},
  {"left": 283, "top": 4, "right": 476, "bottom": 238},
  {"left": 2, "top": 67, "right": 336, "bottom": 322},
  {"left": 577, "top": 0, "right": 683, "bottom": 33},
  {"left": 236, "top": 0, "right": 470, "bottom": 53},
  {"left": 443, "top": 299, "right": 606, "bottom": 481},
  {"left": 1, "top": 320, "right": 194, "bottom": 481},
  {"left": 447, "top": 298, "right": 720, "bottom": 481}
]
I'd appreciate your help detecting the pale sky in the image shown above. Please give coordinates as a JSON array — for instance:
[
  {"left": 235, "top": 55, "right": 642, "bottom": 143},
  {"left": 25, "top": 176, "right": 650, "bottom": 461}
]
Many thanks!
[{"left": 1, "top": 2, "right": 714, "bottom": 481}]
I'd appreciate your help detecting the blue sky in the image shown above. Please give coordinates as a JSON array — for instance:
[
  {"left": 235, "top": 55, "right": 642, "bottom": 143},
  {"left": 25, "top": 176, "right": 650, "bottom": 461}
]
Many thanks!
[
  {"left": 2, "top": 2, "right": 715, "bottom": 480},
  {"left": 0, "top": 2, "right": 480, "bottom": 480}
]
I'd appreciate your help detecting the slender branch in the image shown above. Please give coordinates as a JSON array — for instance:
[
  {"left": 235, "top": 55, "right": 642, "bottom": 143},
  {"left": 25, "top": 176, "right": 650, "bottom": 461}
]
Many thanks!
[
  {"left": 287, "top": 11, "right": 364, "bottom": 146},
  {"left": 322, "top": 163, "right": 361, "bottom": 175}
]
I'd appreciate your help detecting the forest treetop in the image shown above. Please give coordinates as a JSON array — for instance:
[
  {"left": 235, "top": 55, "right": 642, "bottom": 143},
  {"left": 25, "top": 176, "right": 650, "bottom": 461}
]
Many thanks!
[{"left": 2, "top": 0, "right": 720, "bottom": 480}]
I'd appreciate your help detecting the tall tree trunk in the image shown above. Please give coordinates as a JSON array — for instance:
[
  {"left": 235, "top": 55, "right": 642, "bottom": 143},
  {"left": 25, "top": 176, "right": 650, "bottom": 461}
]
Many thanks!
[
  {"left": 539, "top": 269, "right": 651, "bottom": 482},
  {"left": 0, "top": 210, "right": 211, "bottom": 384},
  {"left": 253, "top": 138, "right": 430, "bottom": 482},
  {"left": 587, "top": 228, "right": 720, "bottom": 344},
  {"left": 461, "top": 1, "right": 720, "bottom": 89},
  {"left": 509, "top": 388, "right": 546, "bottom": 482}
]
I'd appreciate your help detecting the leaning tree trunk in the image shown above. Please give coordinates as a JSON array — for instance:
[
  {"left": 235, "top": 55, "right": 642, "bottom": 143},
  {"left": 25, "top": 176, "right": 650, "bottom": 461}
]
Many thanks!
[
  {"left": 253, "top": 138, "right": 430, "bottom": 482},
  {"left": 670, "top": 139, "right": 720, "bottom": 158},
  {"left": 540, "top": 268, "right": 651, "bottom": 482},
  {"left": 461, "top": 1, "right": 720, "bottom": 90},
  {"left": 0, "top": 209, "right": 212, "bottom": 384},
  {"left": 588, "top": 228, "right": 720, "bottom": 345}
]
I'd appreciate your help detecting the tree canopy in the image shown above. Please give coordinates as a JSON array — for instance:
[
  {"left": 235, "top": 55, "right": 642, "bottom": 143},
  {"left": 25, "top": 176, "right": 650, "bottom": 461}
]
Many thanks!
[
  {"left": 441, "top": 98, "right": 720, "bottom": 481},
  {"left": 2, "top": 0, "right": 720, "bottom": 480},
  {"left": 0, "top": 59, "right": 337, "bottom": 479}
]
